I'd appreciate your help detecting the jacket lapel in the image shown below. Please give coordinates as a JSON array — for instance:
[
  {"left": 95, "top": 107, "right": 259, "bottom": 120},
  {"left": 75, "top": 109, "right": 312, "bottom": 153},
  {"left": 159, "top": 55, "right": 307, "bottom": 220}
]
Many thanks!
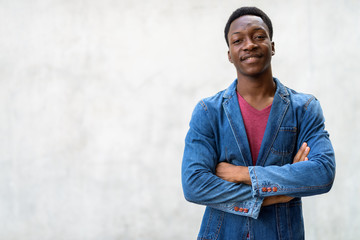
[
  {"left": 222, "top": 80, "right": 252, "bottom": 166},
  {"left": 256, "top": 78, "right": 290, "bottom": 166}
]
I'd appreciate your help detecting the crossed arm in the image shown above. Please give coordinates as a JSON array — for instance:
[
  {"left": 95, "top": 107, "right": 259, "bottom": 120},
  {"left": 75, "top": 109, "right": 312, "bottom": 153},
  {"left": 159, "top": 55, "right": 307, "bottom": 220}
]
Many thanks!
[
  {"left": 215, "top": 142, "right": 310, "bottom": 206},
  {"left": 183, "top": 98, "right": 335, "bottom": 218}
]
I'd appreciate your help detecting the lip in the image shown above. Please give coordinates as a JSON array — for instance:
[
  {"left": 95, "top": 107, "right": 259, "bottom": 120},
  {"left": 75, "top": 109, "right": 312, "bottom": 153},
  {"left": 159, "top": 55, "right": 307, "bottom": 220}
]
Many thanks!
[{"left": 240, "top": 54, "right": 262, "bottom": 62}]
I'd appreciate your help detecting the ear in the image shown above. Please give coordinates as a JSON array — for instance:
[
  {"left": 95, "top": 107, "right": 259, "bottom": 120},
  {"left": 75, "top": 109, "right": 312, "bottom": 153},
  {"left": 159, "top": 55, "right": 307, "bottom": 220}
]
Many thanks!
[
  {"left": 228, "top": 50, "right": 233, "bottom": 63},
  {"left": 271, "top": 42, "right": 275, "bottom": 56}
]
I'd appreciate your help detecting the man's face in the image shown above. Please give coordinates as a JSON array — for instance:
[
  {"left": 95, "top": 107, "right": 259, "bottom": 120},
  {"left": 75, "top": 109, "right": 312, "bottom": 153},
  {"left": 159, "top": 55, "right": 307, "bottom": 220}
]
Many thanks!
[{"left": 227, "top": 15, "right": 275, "bottom": 79}]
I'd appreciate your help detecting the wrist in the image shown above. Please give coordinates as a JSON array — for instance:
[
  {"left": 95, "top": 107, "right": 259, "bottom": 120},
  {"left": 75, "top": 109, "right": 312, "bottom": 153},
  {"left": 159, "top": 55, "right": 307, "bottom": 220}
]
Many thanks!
[{"left": 237, "top": 166, "right": 251, "bottom": 185}]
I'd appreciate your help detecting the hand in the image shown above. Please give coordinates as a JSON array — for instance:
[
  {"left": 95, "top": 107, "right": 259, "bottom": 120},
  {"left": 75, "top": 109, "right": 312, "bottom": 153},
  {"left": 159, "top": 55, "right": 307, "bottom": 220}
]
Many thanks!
[
  {"left": 262, "top": 195, "right": 294, "bottom": 207},
  {"left": 215, "top": 162, "right": 251, "bottom": 185},
  {"left": 293, "top": 142, "right": 310, "bottom": 164},
  {"left": 262, "top": 143, "right": 310, "bottom": 207}
]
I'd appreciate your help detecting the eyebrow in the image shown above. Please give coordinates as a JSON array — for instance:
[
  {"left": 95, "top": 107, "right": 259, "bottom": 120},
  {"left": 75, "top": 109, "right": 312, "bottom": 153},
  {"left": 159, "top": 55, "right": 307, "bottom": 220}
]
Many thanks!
[{"left": 231, "top": 27, "right": 266, "bottom": 36}]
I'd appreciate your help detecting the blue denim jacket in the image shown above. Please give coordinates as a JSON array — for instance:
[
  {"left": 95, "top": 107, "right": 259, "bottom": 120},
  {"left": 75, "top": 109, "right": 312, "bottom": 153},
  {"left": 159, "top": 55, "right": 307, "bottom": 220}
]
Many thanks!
[{"left": 182, "top": 78, "right": 335, "bottom": 240}]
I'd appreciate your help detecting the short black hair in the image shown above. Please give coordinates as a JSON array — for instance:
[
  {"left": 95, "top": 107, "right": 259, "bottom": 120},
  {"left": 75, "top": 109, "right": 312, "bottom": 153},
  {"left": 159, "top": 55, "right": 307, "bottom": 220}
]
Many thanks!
[{"left": 224, "top": 7, "right": 273, "bottom": 46}]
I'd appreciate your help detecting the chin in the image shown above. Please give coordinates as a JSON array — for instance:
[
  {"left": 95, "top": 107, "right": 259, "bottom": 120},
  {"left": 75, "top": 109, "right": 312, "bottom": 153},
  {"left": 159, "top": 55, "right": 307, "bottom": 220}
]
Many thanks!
[
  {"left": 240, "top": 70, "right": 265, "bottom": 77},
  {"left": 238, "top": 65, "right": 271, "bottom": 78}
]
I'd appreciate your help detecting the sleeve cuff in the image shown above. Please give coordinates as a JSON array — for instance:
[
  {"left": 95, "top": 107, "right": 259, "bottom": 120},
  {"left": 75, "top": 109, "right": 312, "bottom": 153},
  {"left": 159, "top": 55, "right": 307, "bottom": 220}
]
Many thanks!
[
  {"left": 208, "top": 197, "right": 264, "bottom": 219},
  {"left": 249, "top": 166, "right": 261, "bottom": 198},
  {"left": 249, "top": 166, "right": 281, "bottom": 198}
]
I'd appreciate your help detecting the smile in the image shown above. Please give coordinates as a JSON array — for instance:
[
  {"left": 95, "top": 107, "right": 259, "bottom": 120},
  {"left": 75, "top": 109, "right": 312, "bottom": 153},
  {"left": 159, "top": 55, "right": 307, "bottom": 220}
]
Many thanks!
[
  {"left": 241, "top": 56, "right": 262, "bottom": 64},
  {"left": 241, "top": 54, "right": 262, "bottom": 61}
]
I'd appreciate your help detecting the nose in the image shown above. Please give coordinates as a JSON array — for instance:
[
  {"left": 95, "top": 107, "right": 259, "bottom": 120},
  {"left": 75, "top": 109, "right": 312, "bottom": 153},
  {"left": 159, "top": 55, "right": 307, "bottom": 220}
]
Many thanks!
[{"left": 242, "top": 38, "right": 257, "bottom": 51}]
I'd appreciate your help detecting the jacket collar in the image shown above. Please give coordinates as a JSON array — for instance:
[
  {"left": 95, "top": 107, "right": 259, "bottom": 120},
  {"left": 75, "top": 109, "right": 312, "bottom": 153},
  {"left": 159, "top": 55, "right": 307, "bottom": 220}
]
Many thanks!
[
  {"left": 222, "top": 77, "right": 290, "bottom": 166},
  {"left": 223, "top": 77, "right": 289, "bottom": 100}
]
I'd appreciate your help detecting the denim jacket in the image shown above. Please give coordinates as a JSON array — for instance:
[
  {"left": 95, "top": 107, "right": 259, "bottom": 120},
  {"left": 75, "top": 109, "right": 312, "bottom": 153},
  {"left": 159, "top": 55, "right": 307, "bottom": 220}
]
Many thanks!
[{"left": 182, "top": 78, "right": 335, "bottom": 240}]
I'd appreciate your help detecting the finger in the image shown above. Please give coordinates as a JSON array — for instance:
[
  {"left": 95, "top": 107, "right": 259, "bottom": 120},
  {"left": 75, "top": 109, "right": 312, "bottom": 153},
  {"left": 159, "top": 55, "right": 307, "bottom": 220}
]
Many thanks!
[
  {"left": 293, "top": 142, "right": 307, "bottom": 163},
  {"left": 304, "top": 146, "right": 310, "bottom": 157},
  {"left": 299, "top": 146, "right": 310, "bottom": 162}
]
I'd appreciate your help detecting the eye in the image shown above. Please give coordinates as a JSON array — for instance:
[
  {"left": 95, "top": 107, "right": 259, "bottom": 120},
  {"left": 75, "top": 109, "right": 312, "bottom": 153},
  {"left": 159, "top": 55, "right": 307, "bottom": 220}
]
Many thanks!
[
  {"left": 254, "top": 35, "right": 266, "bottom": 40},
  {"left": 232, "top": 39, "right": 243, "bottom": 44}
]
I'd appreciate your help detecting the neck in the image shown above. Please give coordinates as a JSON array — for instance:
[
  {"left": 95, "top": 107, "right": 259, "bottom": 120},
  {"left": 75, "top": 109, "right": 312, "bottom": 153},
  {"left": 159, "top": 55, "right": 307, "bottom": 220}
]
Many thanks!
[
  {"left": 236, "top": 72, "right": 276, "bottom": 110},
  {"left": 237, "top": 76, "right": 275, "bottom": 96}
]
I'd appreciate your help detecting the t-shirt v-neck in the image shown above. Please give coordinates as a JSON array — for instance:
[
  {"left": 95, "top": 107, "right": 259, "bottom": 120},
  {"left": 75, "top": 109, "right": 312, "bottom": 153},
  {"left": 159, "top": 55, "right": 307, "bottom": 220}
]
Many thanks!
[{"left": 237, "top": 92, "right": 272, "bottom": 166}]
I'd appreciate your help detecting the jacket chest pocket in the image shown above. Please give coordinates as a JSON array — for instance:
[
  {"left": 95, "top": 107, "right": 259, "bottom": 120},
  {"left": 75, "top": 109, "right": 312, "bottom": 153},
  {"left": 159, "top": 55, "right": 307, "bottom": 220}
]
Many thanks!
[{"left": 270, "top": 126, "right": 297, "bottom": 157}]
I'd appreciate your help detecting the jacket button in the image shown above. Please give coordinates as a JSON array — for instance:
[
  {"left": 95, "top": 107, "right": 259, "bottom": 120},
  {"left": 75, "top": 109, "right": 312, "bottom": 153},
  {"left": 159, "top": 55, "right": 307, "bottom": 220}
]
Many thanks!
[
  {"left": 239, "top": 208, "right": 244, "bottom": 212},
  {"left": 267, "top": 187, "right": 272, "bottom": 192},
  {"left": 262, "top": 187, "right": 267, "bottom": 192},
  {"left": 234, "top": 206, "right": 239, "bottom": 211},
  {"left": 244, "top": 208, "right": 249, "bottom": 213},
  {"left": 272, "top": 187, "right": 278, "bottom": 192}
]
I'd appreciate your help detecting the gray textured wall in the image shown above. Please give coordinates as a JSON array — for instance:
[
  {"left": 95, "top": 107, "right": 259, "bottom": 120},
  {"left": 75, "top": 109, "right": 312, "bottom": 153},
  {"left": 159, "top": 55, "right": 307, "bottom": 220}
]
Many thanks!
[{"left": 0, "top": 0, "right": 359, "bottom": 239}]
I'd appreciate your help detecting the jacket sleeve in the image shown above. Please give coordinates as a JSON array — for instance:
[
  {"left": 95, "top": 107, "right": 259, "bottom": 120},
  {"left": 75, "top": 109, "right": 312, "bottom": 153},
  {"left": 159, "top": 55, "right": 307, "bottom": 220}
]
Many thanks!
[
  {"left": 182, "top": 101, "right": 263, "bottom": 219},
  {"left": 248, "top": 98, "right": 336, "bottom": 198}
]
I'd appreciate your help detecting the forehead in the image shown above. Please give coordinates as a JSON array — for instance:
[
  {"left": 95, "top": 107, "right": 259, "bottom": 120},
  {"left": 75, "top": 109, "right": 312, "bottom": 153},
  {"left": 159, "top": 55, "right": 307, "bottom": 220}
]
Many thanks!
[{"left": 228, "top": 15, "right": 269, "bottom": 35}]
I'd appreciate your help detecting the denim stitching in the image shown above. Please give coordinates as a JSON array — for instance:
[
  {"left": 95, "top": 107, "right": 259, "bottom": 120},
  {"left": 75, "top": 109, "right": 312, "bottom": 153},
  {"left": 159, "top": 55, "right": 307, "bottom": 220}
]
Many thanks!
[
  {"left": 213, "top": 211, "right": 224, "bottom": 240},
  {"left": 280, "top": 179, "right": 334, "bottom": 191},
  {"left": 260, "top": 102, "right": 290, "bottom": 166},
  {"left": 249, "top": 197, "right": 259, "bottom": 218},
  {"left": 275, "top": 204, "right": 282, "bottom": 240},
  {"left": 202, "top": 208, "right": 224, "bottom": 240},
  {"left": 200, "top": 100, "right": 208, "bottom": 111},
  {"left": 304, "top": 96, "right": 315, "bottom": 110},
  {"left": 270, "top": 148, "right": 294, "bottom": 156},
  {"left": 223, "top": 100, "right": 248, "bottom": 166},
  {"left": 203, "top": 208, "right": 213, "bottom": 238},
  {"left": 252, "top": 168, "right": 260, "bottom": 197},
  {"left": 244, "top": 218, "right": 250, "bottom": 240},
  {"left": 286, "top": 203, "right": 293, "bottom": 240},
  {"left": 270, "top": 126, "right": 297, "bottom": 156}
]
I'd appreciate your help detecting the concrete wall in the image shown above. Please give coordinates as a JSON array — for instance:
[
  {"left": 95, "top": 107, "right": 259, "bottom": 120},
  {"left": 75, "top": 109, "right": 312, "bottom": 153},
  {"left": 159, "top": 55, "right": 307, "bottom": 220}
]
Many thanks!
[{"left": 0, "top": 0, "right": 359, "bottom": 239}]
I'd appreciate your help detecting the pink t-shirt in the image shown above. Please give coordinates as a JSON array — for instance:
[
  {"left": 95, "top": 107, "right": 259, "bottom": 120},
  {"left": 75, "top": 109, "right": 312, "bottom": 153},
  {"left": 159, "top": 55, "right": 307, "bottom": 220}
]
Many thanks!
[{"left": 237, "top": 92, "right": 272, "bottom": 166}]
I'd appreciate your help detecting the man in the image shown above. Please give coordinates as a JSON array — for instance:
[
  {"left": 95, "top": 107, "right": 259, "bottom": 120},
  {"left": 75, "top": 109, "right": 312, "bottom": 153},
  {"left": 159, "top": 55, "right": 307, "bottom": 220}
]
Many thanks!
[{"left": 181, "top": 6, "right": 335, "bottom": 240}]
